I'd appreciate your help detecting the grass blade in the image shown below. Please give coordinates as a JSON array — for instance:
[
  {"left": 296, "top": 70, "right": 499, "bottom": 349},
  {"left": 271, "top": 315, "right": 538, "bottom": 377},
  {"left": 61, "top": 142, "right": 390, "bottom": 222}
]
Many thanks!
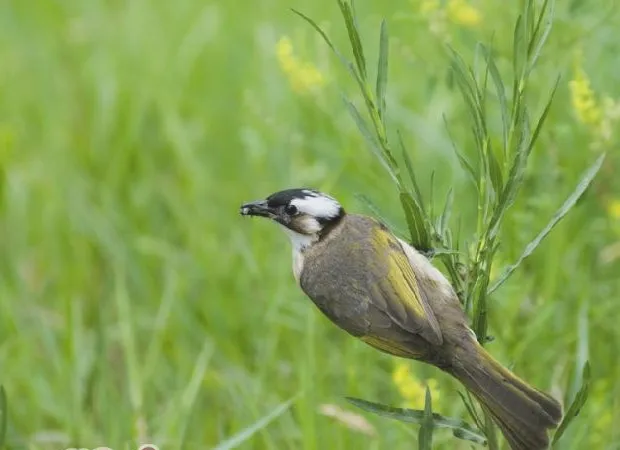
[
  {"left": 292, "top": 8, "right": 367, "bottom": 91},
  {"left": 346, "top": 397, "right": 487, "bottom": 445},
  {"left": 0, "top": 386, "right": 6, "bottom": 449},
  {"left": 376, "top": 19, "right": 389, "bottom": 122},
  {"left": 488, "top": 153, "right": 605, "bottom": 294},
  {"left": 400, "top": 192, "right": 431, "bottom": 251},
  {"left": 438, "top": 188, "right": 454, "bottom": 236},
  {"left": 527, "top": 0, "right": 553, "bottom": 73},
  {"left": 512, "top": 13, "right": 525, "bottom": 100},
  {"left": 442, "top": 115, "right": 479, "bottom": 190},
  {"left": 552, "top": 362, "right": 591, "bottom": 446},
  {"left": 214, "top": 395, "right": 299, "bottom": 450},
  {"left": 527, "top": 75, "right": 560, "bottom": 155},
  {"left": 487, "top": 140, "right": 504, "bottom": 197},
  {"left": 457, "top": 391, "right": 484, "bottom": 431},
  {"left": 173, "top": 341, "right": 214, "bottom": 446},
  {"left": 480, "top": 44, "right": 509, "bottom": 156},
  {"left": 291, "top": 9, "right": 345, "bottom": 65},
  {"left": 356, "top": 194, "right": 406, "bottom": 235},
  {"left": 343, "top": 97, "right": 398, "bottom": 184},
  {"left": 418, "top": 387, "right": 434, "bottom": 450},
  {"left": 398, "top": 131, "right": 425, "bottom": 209},
  {"left": 337, "top": 0, "right": 367, "bottom": 80}
]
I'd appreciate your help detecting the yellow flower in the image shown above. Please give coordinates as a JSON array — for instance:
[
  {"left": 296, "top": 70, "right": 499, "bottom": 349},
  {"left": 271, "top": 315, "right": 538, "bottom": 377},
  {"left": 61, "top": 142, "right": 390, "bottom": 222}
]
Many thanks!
[
  {"left": 608, "top": 200, "right": 620, "bottom": 220},
  {"left": 392, "top": 362, "right": 440, "bottom": 409},
  {"left": 569, "top": 56, "right": 602, "bottom": 128},
  {"left": 276, "top": 36, "right": 325, "bottom": 94},
  {"left": 447, "top": 0, "right": 482, "bottom": 27}
]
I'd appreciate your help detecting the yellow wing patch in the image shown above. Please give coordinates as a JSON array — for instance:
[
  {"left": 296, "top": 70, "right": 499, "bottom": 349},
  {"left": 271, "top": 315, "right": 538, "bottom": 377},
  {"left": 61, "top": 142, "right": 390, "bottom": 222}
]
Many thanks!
[
  {"left": 361, "top": 335, "right": 425, "bottom": 358},
  {"left": 370, "top": 226, "right": 443, "bottom": 346}
]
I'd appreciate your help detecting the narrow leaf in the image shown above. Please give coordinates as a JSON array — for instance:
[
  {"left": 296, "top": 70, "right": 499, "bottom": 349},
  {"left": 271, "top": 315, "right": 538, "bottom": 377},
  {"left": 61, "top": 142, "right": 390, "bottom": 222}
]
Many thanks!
[
  {"left": 487, "top": 140, "right": 504, "bottom": 197},
  {"left": 480, "top": 45, "right": 509, "bottom": 156},
  {"left": 438, "top": 188, "right": 454, "bottom": 236},
  {"left": 527, "top": 75, "right": 560, "bottom": 155},
  {"left": 512, "top": 13, "right": 525, "bottom": 101},
  {"left": 552, "top": 362, "right": 591, "bottom": 446},
  {"left": 337, "top": 0, "right": 367, "bottom": 80},
  {"left": 375, "top": 19, "right": 389, "bottom": 122},
  {"left": 0, "top": 386, "right": 6, "bottom": 449},
  {"left": 457, "top": 391, "right": 484, "bottom": 431},
  {"left": 442, "top": 115, "right": 479, "bottom": 189},
  {"left": 292, "top": 9, "right": 367, "bottom": 92},
  {"left": 291, "top": 9, "right": 347, "bottom": 66},
  {"left": 488, "top": 153, "right": 605, "bottom": 294},
  {"left": 400, "top": 192, "right": 431, "bottom": 251},
  {"left": 342, "top": 97, "right": 397, "bottom": 184},
  {"left": 214, "top": 395, "right": 299, "bottom": 450},
  {"left": 398, "top": 131, "right": 425, "bottom": 209},
  {"left": 527, "top": 0, "right": 554, "bottom": 75},
  {"left": 484, "top": 409, "right": 499, "bottom": 450},
  {"left": 356, "top": 194, "right": 406, "bottom": 236},
  {"left": 346, "top": 397, "right": 487, "bottom": 445},
  {"left": 419, "top": 387, "right": 434, "bottom": 450}
]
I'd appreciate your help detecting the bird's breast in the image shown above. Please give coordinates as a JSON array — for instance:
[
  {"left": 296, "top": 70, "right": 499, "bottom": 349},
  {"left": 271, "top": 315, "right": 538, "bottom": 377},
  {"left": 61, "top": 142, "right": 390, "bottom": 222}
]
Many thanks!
[{"left": 292, "top": 247, "right": 305, "bottom": 284}]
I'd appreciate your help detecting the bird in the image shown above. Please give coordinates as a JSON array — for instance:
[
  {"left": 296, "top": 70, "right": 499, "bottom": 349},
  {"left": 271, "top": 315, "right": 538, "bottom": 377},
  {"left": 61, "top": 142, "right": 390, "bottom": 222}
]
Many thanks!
[{"left": 240, "top": 188, "right": 562, "bottom": 450}]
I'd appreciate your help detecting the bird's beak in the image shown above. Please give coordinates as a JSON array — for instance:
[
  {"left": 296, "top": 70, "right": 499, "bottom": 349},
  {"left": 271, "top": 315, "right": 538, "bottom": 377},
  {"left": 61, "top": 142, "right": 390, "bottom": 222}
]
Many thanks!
[{"left": 240, "top": 199, "right": 274, "bottom": 218}]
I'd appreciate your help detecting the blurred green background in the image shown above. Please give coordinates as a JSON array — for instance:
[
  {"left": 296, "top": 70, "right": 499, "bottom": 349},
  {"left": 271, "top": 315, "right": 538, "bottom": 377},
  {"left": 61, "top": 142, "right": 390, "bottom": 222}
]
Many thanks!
[{"left": 0, "top": 0, "right": 619, "bottom": 449}]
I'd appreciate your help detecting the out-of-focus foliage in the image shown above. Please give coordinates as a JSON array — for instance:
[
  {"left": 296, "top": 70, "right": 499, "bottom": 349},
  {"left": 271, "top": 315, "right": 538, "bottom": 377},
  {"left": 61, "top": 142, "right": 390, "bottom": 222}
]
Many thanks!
[{"left": 0, "top": 0, "right": 618, "bottom": 449}]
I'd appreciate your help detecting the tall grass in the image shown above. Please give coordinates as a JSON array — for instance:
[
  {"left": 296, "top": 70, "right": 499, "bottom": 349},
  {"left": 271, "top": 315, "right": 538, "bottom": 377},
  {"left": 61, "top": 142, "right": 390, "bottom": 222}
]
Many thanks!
[
  {"left": 295, "top": 0, "right": 603, "bottom": 447},
  {"left": 0, "top": 0, "right": 618, "bottom": 449}
]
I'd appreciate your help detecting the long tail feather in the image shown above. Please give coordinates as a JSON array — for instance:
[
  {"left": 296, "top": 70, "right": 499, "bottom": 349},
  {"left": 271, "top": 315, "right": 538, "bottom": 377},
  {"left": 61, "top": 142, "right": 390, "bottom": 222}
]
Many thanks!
[{"left": 450, "top": 342, "right": 562, "bottom": 450}]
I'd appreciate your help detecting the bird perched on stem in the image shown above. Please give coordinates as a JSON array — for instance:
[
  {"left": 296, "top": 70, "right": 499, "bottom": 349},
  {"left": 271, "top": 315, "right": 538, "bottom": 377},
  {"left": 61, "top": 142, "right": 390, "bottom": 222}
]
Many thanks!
[{"left": 240, "top": 188, "right": 562, "bottom": 450}]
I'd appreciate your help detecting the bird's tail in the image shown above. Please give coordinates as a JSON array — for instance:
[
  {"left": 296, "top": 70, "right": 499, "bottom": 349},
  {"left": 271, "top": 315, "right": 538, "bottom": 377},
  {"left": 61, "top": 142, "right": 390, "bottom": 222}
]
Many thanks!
[{"left": 449, "top": 342, "right": 562, "bottom": 450}]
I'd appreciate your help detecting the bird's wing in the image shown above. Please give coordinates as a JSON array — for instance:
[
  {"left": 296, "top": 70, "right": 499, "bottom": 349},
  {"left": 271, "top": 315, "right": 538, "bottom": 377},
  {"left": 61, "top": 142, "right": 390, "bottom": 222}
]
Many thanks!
[{"left": 368, "top": 225, "right": 443, "bottom": 346}]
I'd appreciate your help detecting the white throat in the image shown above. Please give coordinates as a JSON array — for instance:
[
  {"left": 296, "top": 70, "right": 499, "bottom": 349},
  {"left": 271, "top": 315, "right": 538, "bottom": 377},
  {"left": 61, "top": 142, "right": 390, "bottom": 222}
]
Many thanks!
[{"left": 280, "top": 225, "right": 318, "bottom": 282}]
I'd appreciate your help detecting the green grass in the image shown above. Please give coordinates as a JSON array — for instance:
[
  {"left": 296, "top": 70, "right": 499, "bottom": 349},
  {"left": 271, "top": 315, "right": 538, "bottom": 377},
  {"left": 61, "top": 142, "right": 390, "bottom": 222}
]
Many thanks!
[{"left": 0, "top": 0, "right": 619, "bottom": 449}]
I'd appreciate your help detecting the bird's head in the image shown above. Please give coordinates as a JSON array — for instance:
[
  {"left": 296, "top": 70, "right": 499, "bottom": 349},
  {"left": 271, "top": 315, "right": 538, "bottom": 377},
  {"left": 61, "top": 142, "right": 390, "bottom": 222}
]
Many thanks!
[{"left": 240, "top": 188, "right": 345, "bottom": 248}]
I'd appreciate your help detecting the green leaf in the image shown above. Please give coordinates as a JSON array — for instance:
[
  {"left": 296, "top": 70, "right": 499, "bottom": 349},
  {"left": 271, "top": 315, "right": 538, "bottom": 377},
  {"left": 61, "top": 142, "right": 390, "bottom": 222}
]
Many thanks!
[
  {"left": 480, "top": 45, "right": 509, "bottom": 157},
  {"left": 487, "top": 140, "right": 504, "bottom": 197},
  {"left": 438, "top": 188, "right": 453, "bottom": 237},
  {"left": 214, "top": 395, "right": 299, "bottom": 450},
  {"left": 0, "top": 386, "right": 6, "bottom": 449},
  {"left": 356, "top": 194, "right": 406, "bottom": 236},
  {"left": 488, "top": 153, "right": 605, "bottom": 294},
  {"left": 527, "top": 75, "right": 560, "bottom": 156},
  {"left": 419, "top": 387, "right": 434, "bottom": 450},
  {"left": 292, "top": 8, "right": 366, "bottom": 91},
  {"left": 342, "top": 97, "right": 399, "bottom": 185},
  {"left": 527, "top": 0, "right": 554, "bottom": 74},
  {"left": 375, "top": 19, "right": 389, "bottom": 122},
  {"left": 337, "top": 0, "right": 367, "bottom": 80},
  {"left": 487, "top": 107, "right": 531, "bottom": 239},
  {"left": 400, "top": 192, "right": 431, "bottom": 251},
  {"left": 448, "top": 49, "right": 485, "bottom": 140},
  {"left": 442, "top": 115, "right": 479, "bottom": 190},
  {"left": 512, "top": 13, "right": 525, "bottom": 100},
  {"left": 457, "top": 391, "right": 484, "bottom": 431},
  {"left": 346, "top": 397, "right": 487, "bottom": 446},
  {"left": 398, "top": 131, "right": 425, "bottom": 209},
  {"left": 291, "top": 9, "right": 346, "bottom": 66},
  {"left": 483, "top": 409, "right": 499, "bottom": 450},
  {"left": 552, "top": 362, "right": 591, "bottom": 446}
]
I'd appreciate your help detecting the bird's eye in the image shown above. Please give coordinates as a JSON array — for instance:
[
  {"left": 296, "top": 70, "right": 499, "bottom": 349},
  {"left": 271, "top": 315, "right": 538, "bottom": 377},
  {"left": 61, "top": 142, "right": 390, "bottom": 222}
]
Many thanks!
[{"left": 285, "top": 204, "right": 298, "bottom": 215}]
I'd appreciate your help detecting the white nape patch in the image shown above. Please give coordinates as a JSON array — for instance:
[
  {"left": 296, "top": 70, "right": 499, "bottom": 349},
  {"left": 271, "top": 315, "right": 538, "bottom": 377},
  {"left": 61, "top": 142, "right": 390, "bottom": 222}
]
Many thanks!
[
  {"left": 279, "top": 224, "right": 318, "bottom": 282},
  {"left": 396, "top": 238, "right": 454, "bottom": 298},
  {"left": 291, "top": 194, "right": 341, "bottom": 219}
]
